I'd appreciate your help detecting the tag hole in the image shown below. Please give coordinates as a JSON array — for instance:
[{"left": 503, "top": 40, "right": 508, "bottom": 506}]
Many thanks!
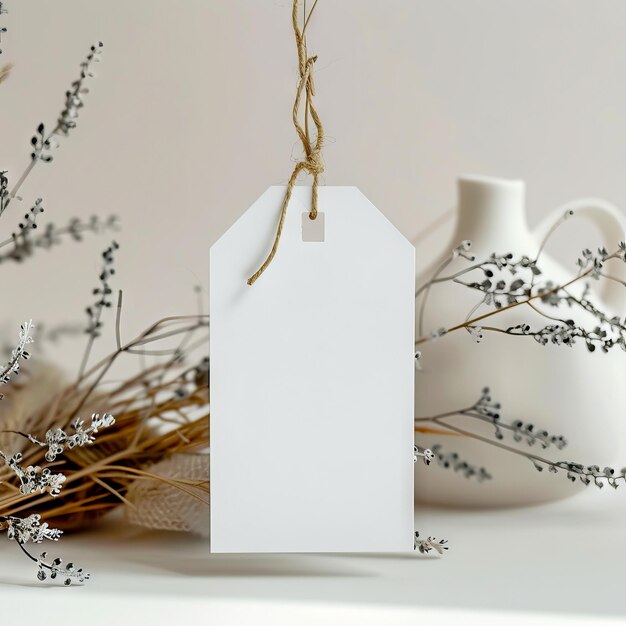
[{"left": 301, "top": 212, "right": 325, "bottom": 242}]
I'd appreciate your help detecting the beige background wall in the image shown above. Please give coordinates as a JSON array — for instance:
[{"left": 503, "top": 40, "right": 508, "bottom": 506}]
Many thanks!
[{"left": 1, "top": 0, "right": 626, "bottom": 371}]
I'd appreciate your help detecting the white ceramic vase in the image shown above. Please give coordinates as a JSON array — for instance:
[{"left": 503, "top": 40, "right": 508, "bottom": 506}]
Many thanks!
[{"left": 414, "top": 175, "right": 626, "bottom": 507}]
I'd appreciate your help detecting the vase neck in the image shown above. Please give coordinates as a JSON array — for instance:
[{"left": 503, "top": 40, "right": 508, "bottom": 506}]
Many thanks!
[{"left": 452, "top": 175, "right": 533, "bottom": 256}]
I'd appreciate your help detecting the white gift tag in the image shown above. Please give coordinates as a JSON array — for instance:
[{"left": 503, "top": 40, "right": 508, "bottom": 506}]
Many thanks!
[{"left": 210, "top": 186, "right": 415, "bottom": 553}]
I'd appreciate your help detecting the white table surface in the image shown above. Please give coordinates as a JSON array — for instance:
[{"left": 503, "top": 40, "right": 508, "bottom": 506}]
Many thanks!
[{"left": 1, "top": 489, "right": 626, "bottom": 625}]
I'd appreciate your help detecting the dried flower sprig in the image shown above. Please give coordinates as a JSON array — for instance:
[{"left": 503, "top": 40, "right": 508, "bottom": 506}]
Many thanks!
[
  {"left": 0, "top": 451, "right": 66, "bottom": 496},
  {"left": 1, "top": 515, "right": 89, "bottom": 585},
  {"left": 0, "top": 320, "right": 33, "bottom": 394},
  {"left": 415, "top": 407, "right": 492, "bottom": 486},
  {"left": 0, "top": 198, "right": 44, "bottom": 257},
  {"left": 56, "top": 43, "right": 102, "bottom": 137},
  {"left": 79, "top": 241, "right": 119, "bottom": 377},
  {"left": 25, "top": 413, "right": 116, "bottom": 462},
  {"left": 0, "top": 450, "right": 65, "bottom": 498},
  {"left": 28, "top": 43, "right": 103, "bottom": 164},
  {"left": 415, "top": 387, "right": 567, "bottom": 452},
  {"left": 414, "top": 531, "right": 449, "bottom": 555},
  {"left": 472, "top": 319, "right": 622, "bottom": 353},
  {"left": 1, "top": 41, "right": 102, "bottom": 220},
  {"left": 35, "top": 552, "right": 89, "bottom": 585},
  {"left": 529, "top": 460, "right": 626, "bottom": 488},
  {"left": 415, "top": 387, "right": 626, "bottom": 490},
  {"left": 5, "top": 514, "right": 61, "bottom": 543}
]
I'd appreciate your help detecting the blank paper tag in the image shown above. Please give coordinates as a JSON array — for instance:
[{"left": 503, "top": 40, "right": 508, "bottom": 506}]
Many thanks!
[{"left": 209, "top": 186, "right": 415, "bottom": 553}]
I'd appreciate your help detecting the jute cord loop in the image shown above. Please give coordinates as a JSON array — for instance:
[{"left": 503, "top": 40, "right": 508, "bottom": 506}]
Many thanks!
[{"left": 247, "top": 0, "right": 324, "bottom": 286}]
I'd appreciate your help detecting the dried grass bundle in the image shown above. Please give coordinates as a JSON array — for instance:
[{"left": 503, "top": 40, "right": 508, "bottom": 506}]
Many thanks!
[{"left": 0, "top": 312, "right": 210, "bottom": 532}]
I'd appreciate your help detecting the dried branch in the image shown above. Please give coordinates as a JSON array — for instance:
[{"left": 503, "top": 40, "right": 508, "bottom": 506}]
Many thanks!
[{"left": 414, "top": 207, "right": 626, "bottom": 352}]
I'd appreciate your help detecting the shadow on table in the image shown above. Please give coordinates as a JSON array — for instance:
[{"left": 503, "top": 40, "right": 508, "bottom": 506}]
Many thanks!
[
  {"left": 81, "top": 523, "right": 378, "bottom": 578},
  {"left": 123, "top": 552, "right": 376, "bottom": 578}
]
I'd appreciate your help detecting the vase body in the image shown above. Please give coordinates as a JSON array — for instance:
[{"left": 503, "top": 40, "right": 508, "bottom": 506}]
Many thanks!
[{"left": 415, "top": 175, "right": 626, "bottom": 507}]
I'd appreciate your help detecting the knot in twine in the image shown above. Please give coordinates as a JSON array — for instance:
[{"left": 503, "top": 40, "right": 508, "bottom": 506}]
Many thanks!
[{"left": 247, "top": 0, "right": 324, "bottom": 286}]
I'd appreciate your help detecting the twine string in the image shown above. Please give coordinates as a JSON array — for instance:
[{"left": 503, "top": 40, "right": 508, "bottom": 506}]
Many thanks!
[{"left": 247, "top": 0, "right": 324, "bottom": 286}]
